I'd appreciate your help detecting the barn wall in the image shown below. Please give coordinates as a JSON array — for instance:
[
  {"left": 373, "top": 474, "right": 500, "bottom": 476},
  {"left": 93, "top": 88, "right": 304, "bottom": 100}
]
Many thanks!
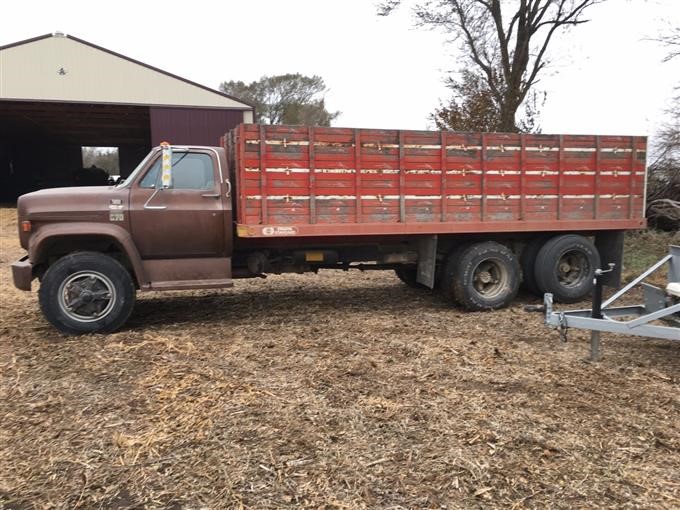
[
  {"left": 118, "top": 144, "right": 152, "bottom": 178},
  {"left": 149, "top": 107, "right": 244, "bottom": 147},
  {"left": 0, "top": 35, "right": 251, "bottom": 111}
]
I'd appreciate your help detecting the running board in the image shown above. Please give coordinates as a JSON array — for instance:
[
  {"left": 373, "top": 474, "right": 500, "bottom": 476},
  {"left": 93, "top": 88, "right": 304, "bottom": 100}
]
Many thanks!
[{"left": 148, "top": 279, "right": 233, "bottom": 291}]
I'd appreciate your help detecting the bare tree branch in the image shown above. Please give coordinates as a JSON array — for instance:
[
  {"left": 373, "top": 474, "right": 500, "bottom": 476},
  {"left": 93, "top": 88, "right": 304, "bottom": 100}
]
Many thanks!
[
  {"left": 651, "top": 27, "right": 680, "bottom": 62},
  {"left": 380, "top": 0, "right": 601, "bottom": 131}
]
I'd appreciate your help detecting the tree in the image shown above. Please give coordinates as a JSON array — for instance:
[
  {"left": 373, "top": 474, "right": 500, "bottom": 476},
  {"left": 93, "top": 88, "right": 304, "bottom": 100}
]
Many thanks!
[
  {"left": 431, "top": 70, "right": 501, "bottom": 131},
  {"left": 431, "top": 68, "right": 544, "bottom": 131},
  {"left": 220, "top": 73, "right": 340, "bottom": 126},
  {"left": 646, "top": 27, "right": 680, "bottom": 231},
  {"left": 380, "top": 0, "right": 601, "bottom": 132},
  {"left": 647, "top": 116, "right": 680, "bottom": 231}
]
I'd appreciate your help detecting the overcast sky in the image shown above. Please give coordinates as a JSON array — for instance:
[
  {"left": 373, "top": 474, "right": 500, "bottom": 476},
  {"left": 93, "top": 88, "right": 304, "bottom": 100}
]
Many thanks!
[{"left": 1, "top": 0, "right": 678, "bottom": 140}]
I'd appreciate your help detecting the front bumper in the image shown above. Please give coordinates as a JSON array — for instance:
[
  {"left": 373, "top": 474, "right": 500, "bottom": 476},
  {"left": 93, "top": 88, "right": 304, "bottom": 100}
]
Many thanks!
[{"left": 11, "top": 256, "right": 33, "bottom": 291}]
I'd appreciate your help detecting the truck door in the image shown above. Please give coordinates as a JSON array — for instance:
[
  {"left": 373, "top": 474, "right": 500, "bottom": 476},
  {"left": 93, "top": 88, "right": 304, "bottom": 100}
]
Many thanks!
[{"left": 129, "top": 149, "right": 228, "bottom": 259}]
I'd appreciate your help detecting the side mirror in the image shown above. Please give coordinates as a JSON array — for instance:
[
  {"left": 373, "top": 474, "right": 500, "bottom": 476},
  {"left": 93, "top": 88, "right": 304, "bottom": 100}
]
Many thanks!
[{"left": 160, "top": 143, "right": 172, "bottom": 188}]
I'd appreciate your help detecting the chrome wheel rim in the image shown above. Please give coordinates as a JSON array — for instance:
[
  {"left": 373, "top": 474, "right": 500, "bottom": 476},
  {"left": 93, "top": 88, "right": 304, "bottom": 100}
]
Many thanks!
[
  {"left": 472, "top": 258, "right": 508, "bottom": 299},
  {"left": 58, "top": 271, "right": 116, "bottom": 322},
  {"left": 557, "top": 250, "right": 589, "bottom": 288}
]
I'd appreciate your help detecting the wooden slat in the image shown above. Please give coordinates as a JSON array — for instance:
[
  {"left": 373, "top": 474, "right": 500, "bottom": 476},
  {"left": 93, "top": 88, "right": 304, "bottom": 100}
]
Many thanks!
[
  {"left": 308, "top": 126, "right": 316, "bottom": 224},
  {"left": 238, "top": 126, "right": 248, "bottom": 225},
  {"left": 259, "top": 125, "right": 268, "bottom": 224},
  {"left": 354, "top": 129, "right": 362, "bottom": 223},
  {"left": 557, "top": 134, "right": 564, "bottom": 220},
  {"left": 440, "top": 130, "right": 447, "bottom": 221},
  {"left": 399, "top": 130, "right": 405, "bottom": 223},
  {"left": 628, "top": 136, "right": 636, "bottom": 219},
  {"left": 519, "top": 134, "right": 526, "bottom": 220},
  {"left": 594, "top": 136, "right": 601, "bottom": 219},
  {"left": 481, "top": 133, "right": 487, "bottom": 221}
]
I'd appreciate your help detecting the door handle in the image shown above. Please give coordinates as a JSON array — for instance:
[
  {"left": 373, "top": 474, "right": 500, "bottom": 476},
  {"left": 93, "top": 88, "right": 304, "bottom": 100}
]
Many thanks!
[{"left": 201, "top": 193, "right": 220, "bottom": 198}]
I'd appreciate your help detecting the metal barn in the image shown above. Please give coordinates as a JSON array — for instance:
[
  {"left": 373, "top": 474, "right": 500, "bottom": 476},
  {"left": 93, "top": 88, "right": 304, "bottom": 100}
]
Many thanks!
[{"left": 0, "top": 33, "right": 253, "bottom": 200}]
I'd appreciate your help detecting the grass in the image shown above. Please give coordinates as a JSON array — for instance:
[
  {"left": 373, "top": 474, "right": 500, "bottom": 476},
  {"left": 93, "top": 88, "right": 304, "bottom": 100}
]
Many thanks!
[{"left": 623, "top": 230, "right": 679, "bottom": 283}]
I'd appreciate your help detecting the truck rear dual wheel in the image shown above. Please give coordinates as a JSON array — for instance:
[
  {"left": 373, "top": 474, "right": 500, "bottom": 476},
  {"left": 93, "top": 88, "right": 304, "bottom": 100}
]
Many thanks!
[
  {"left": 520, "top": 236, "right": 549, "bottom": 296},
  {"left": 39, "top": 252, "right": 136, "bottom": 335},
  {"left": 534, "top": 234, "right": 600, "bottom": 303},
  {"left": 443, "top": 242, "right": 520, "bottom": 311},
  {"left": 394, "top": 265, "right": 428, "bottom": 289}
]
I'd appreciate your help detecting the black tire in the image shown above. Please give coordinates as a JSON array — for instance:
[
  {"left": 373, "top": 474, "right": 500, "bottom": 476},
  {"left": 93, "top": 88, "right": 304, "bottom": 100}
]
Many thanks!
[
  {"left": 39, "top": 252, "right": 136, "bottom": 334},
  {"left": 534, "top": 234, "right": 600, "bottom": 303},
  {"left": 394, "top": 266, "right": 427, "bottom": 289},
  {"left": 443, "top": 241, "right": 520, "bottom": 311},
  {"left": 440, "top": 242, "right": 472, "bottom": 300},
  {"left": 521, "top": 236, "right": 550, "bottom": 296}
]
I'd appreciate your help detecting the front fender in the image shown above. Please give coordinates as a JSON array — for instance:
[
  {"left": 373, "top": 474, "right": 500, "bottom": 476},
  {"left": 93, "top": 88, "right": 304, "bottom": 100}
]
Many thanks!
[{"left": 28, "top": 222, "right": 147, "bottom": 287}]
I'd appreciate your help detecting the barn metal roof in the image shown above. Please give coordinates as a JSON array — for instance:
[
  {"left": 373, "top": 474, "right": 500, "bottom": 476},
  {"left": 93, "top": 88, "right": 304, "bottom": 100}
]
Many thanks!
[{"left": 0, "top": 33, "right": 254, "bottom": 110}]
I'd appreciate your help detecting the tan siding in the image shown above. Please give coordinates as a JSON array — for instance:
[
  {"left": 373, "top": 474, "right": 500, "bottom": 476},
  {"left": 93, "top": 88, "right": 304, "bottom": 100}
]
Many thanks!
[{"left": 0, "top": 36, "right": 250, "bottom": 109}]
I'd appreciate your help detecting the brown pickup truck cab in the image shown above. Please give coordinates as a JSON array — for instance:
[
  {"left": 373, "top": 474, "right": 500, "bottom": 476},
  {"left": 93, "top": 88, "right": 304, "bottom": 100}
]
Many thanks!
[{"left": 12, "top": 125, "right": 647, "bottom": 334}]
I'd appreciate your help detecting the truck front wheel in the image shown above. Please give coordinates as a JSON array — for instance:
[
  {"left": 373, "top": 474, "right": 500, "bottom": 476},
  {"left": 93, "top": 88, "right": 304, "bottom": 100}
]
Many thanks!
[
  {"left": 39, "top": 252, "right": 136, "bottom": 335},
  {"left": 443, "top": 242, "right": 520, "bottom": 311},
  {"left": 534, "top": 234, "right": 600, "bottom": 303}
]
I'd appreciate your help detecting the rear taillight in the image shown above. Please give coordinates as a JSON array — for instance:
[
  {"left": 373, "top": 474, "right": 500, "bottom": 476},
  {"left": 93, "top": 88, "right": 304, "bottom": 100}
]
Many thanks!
[{"left": 21, "top": 220, "right": 31, "bottom": 232}]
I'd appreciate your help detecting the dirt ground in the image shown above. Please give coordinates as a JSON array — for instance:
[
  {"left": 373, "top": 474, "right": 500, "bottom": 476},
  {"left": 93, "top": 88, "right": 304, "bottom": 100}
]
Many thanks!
[{"left": 1, "top": 206, "right": 679, "bottom": 509}]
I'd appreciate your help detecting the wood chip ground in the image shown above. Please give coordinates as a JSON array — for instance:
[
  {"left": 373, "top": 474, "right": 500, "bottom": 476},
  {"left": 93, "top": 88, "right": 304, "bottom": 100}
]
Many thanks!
[{"left": 1, "top": 207, "right": 678, "bottom": 509}]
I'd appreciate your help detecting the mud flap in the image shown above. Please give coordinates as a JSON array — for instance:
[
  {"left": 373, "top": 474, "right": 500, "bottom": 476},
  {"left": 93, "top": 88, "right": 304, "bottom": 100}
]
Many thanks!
[
  {"left": 416, "top": 235, "right": 437, "bottom": 289},
  {"left": 595, "top": 230, "right": 624, "bottom": 288}
]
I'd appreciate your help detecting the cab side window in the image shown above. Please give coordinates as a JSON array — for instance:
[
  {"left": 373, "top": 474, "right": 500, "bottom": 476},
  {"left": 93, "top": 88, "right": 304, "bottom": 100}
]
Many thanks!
[{"left": 139, "top": 152, "right": 215, "bottom": 190}]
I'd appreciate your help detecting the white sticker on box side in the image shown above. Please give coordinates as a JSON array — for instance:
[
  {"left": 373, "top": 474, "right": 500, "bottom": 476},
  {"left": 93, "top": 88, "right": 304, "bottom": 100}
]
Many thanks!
[{"left": 261, "top": 226, "right": 298, "bottom": 236}]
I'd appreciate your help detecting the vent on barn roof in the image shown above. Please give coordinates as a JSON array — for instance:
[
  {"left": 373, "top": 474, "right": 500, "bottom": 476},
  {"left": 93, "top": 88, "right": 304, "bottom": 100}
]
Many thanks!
[{"left": 53, "top": 31, "right": 66, "bottom": 37}]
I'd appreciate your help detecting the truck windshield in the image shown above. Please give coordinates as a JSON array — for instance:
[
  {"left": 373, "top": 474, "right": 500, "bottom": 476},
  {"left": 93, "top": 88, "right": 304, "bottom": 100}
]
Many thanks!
[{"left": 115, "top": 150, "right": 156, "bottom": 188}]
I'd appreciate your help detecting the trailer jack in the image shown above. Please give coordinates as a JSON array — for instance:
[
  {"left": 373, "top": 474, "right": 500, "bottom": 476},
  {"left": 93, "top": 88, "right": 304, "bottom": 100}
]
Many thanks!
[{"left": 542, "top": 245, "right": 680, "bottom": 361}]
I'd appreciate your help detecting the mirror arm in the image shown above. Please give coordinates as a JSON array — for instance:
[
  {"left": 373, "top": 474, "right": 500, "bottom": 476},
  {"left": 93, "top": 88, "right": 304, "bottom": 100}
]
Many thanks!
[{"left": 143, "top": 188, "right": 167, "bottom": 210}]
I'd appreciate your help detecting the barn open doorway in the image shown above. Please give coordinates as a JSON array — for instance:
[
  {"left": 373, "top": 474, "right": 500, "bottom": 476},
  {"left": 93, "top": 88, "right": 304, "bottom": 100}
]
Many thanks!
[
  {"left": 0, "top": 101, "right": 151, "bottom": 200},
  {"left": 79, "top": 146, "right": 121, "bottom": 185}
]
